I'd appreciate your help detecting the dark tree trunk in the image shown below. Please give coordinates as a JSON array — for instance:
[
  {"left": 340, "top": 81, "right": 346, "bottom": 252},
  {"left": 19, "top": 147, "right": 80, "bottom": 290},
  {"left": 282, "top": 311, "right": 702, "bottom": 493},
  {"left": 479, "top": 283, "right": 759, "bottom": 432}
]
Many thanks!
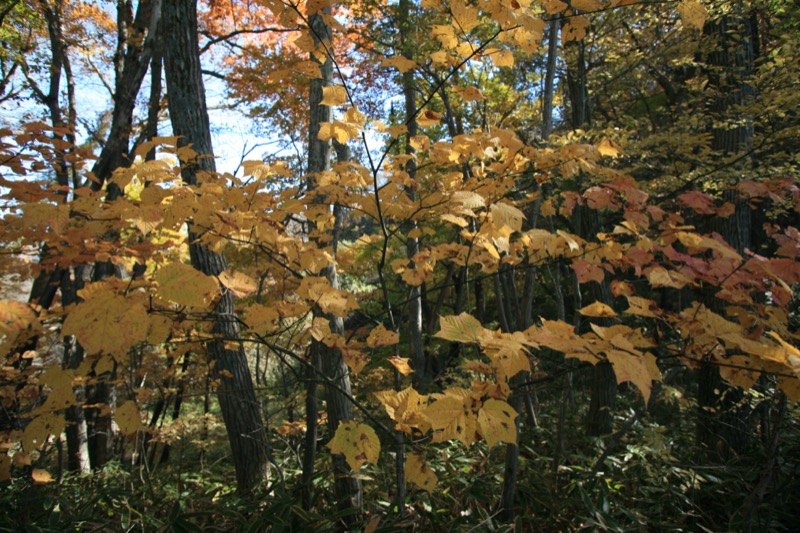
[
  {"left": 90, "top": 0, "right": 162, "bottom": 192},
  {"left": 162, "top": 0, "right": 270, "bottom": 493},
  {"left": 696, "top": 10, "right": 756, "bottom": 460},
  {"left": 563, "top": 27, "right": 619, "bottom": 436}
]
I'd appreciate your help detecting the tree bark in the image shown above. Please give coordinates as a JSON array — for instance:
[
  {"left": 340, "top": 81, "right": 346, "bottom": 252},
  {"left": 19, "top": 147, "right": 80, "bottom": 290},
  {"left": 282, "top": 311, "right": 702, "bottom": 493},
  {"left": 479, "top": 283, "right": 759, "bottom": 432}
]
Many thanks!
[
  {"left": 91, "top": 0, "right": 162, "bottom": 193},
  {"left": 541, "top": 18, "right": 560, "bottom": 139},
  {"left": 398, "top": 0, "right": 428, "bottom": 394},
  {"left": 304, "top": 7, "right": 362, "bottom": 514},
  {"left": 162, "top": 0, "right": 270, "bottom": 493},
  {"left": 696, "top": 10, "right": 756, "bottom": 460}
]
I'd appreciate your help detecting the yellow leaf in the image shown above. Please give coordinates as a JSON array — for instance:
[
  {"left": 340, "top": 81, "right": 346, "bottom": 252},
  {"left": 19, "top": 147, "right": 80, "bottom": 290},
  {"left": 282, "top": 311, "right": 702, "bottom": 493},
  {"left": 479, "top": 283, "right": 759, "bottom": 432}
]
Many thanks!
[
  {"left": 492, "top": 49, "right": 514, "bottom": 68},
  {"left": 219, "top": 270, "right": 258, "bottom": 297},
  {"left": 597, "top": 138, "right": 623, "bottom": 158},
  {"left": 317, "top": 289, "right": 358, "bottom": 316},
  {"left": 387, "top": 125, "right": 408, "bottom": 138},
  {"left": 12, "top": 451, "right": 30, "bottom": 467},
  {"left": 308, "top": 316, "right": 332, "bottom": 342},
  {"left": 22, "top": 202, "right": 70, "bottom": 235},
  {"left": 571, "top": 0, "right": 601, "bottom": 10},
  {"left": 401, "top": 263, "right": 434, "bottom": 287},
  {"left": 450, "top": 0, "right": 480, "bottom": 32},
  {"left": 367, "top": 324, "right": 400, "bottom": 349},
  {"left": 477, "top": 399, "right": 518, "bottom": 447},
  {"left": 405, "top": 452, "right": 438, "bottom": 492},
  {"left": 440, "top": 213, "right": 469, "bottom": 227},
  {"left": 490, "top": 202, "right": 525, "bottom": 233},
  {"left": 318, "top": 121, "right": 360, "bottom": 143},
  {"left": 647, "top": 266, "right": 690, "bottom": 289},
  {"left": 343, "top": 107, "right": 366, "bottom": 127},
  {"left": 481, "top": 333, "right": 531, "bottom": 382},
  {"left": 0, "top": 301, "right": 40, "bottom": 358},
  {"left": 147, "top": 314, "right": 173, "bottom": 344},
  {"left": 719, "top": 355, "right": 759, "bottom": 390},
  {"left": 455, "top": 86, "right": 484, "bottom": 101},
  {"left": 432, "top": 24, "right": 458, "bottom": 48},
  {"left": 678, "top": 0, "right": 707, "bottom": 30},
  {"left": 22, "top": 414, "right": 65, "bottom": 453},
  {"left": 320, "top": 85, "right": 348, "bottom": 106},
  {"left": 95, "top": 354, "right": 115, "bottom": 376},
  {"left": 380, "top": 56, "right": 417, "bottom": 72},
  {"left": 32, "top": 468, "right": 54, "bottom": 484},
  {"left": 452, "top": 190, "right": 486, "bottom": 209},
  {"left": 374, "top": 387, "right": 430, "bottom": 434},
  {"left": 625, "top": 296, "right": 658, "bottom": 318},
  {"left": 62, "top": 293, "right": 150, "bottom": 356},
  {"left": 562, "top": 16, "right": 590, "bottom": 41},
  {"left": 327, "top": 421, "right": 381, "bottom": 471},
  {"left": 342, "top": 345, "right": 369, "bottom": 374},
  {"left": 34, "top": 367, "right": 75, "bottom": 415},
  {"left": 606, "top": 350, "right": 652, "bottom": 404},
  {"left": 388, "top": 356, "right": 414, "bottom": 375},
  {"left": 423, "top": 388, "right": 476, "bottom": 445},
  {"left": 417, "top": 110, "right": 442, "bottom": 128},
  {"left": 409, "top": 135, "right": 430, "bottom": 151},
  {"left": 154, "top": 263, "right": 220, "bottom": 308},
  {"left": 435, "top": 313, "right": 489, "bottom": 344},
  {"left": 116, "top": 401, "right": 144, "bottom": 435},
  {"left": 579, "top": 302, "right": 617, "bottom": 318},
  {"left": 244, "top": 303, "right": 280, "bottom": 335},
  {"left": 461, "top": 360, "right": 495, "bottom": 374}
]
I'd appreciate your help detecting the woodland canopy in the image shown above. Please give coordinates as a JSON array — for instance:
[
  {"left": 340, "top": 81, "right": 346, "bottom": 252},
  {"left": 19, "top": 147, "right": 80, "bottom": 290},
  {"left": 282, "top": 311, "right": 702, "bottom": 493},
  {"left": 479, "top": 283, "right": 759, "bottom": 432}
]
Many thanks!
[{"left": 1, "top": 0, "right": 799, "bottom": 530}]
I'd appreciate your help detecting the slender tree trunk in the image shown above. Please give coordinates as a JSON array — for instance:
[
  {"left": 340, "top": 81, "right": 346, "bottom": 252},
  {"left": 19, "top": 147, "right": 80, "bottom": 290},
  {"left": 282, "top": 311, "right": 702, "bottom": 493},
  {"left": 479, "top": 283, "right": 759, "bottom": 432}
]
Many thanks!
[
  {"left": 304, "top": 7, "right": 362, "bottom": 514},
  {"left": 397, "top": 0, "right": 428, "bottom": 394},
  {"left": 162, "top": 0, "right": 270, "bottom": 493},
  {"left": 542, "top": 18, "right": 559, "bottom": 139},
  {"left": 302, "top": 343, "right": 320, "bottom": 510}
]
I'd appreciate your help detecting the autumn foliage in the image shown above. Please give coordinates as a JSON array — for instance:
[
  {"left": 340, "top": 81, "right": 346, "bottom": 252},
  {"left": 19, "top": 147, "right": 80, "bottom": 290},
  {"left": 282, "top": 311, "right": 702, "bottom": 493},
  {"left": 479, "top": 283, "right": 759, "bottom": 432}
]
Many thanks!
[{"left": 1, "top": 0, "right": 799, "bottom": 530}]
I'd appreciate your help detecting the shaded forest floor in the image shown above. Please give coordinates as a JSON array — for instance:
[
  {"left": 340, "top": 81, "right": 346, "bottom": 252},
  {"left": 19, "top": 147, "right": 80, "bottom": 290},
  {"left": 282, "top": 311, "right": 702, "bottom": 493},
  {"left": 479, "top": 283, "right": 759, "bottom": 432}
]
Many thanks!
[{"left": 3, "top": 381, "right": 799, "bottom": 532}]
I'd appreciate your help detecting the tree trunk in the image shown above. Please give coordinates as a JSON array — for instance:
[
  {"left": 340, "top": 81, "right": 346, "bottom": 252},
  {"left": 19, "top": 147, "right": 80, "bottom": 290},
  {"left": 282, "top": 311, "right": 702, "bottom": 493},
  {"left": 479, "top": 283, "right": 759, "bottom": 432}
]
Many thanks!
[
  {"left": 304, "top": 7, "right": 362, "bottom": 514},
  {"left": 398, "top": 0, "right": 428, "bottom": 394},
  {"left": 162, "top": 0, "right": 270, "bottom": 493},
  {"left": 542, "top": 17, "right": 560, "bottom": 139},
  {"left": 91, "top": 0, "right": 162, "bottom": 192},
  {"left": 696, "top": 10, "right": 756, "bottom": 460}
]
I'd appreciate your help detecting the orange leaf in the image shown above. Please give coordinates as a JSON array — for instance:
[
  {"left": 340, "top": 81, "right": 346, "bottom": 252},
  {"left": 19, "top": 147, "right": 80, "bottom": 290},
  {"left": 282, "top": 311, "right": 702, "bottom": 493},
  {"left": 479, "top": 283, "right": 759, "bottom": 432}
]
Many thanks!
[
  {"left": 32, "top": 468, "right": 54, "bottom": 484},
  {"left": 606, "top": 350, "right": 653, "bottom": 404}
]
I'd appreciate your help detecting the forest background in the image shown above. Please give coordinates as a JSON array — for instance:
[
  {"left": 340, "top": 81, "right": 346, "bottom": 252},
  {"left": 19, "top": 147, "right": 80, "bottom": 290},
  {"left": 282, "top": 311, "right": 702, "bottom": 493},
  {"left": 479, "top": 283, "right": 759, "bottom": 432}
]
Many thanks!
[{"left": 1, "top": 0, "right": 799, "bottom": 530}]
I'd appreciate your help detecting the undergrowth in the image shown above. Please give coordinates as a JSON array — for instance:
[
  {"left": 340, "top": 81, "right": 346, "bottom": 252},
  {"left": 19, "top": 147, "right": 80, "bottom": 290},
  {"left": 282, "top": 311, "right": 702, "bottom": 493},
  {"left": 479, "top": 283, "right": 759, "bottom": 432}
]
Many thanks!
[{"left": 2, "top": 389, "right": 798, "bottom": 532}]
